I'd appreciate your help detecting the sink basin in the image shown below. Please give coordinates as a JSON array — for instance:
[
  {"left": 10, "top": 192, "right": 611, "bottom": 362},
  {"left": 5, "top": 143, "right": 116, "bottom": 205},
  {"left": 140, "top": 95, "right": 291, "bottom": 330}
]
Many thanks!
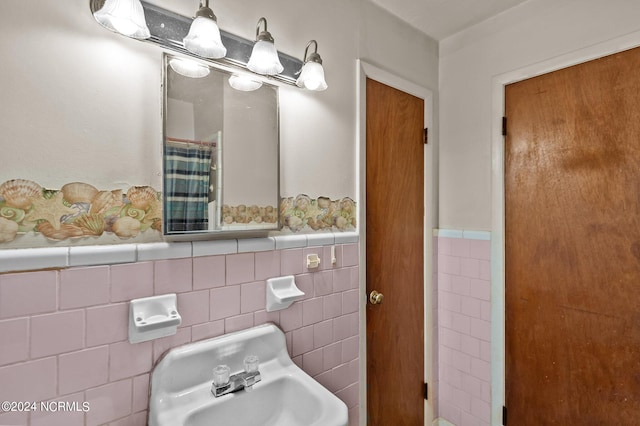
[
  {"left": 187, "top": 376, "right": 332, "bottom": 426},
  {"left": 149, "top": 323, "right": 349, "bottom": 426}
]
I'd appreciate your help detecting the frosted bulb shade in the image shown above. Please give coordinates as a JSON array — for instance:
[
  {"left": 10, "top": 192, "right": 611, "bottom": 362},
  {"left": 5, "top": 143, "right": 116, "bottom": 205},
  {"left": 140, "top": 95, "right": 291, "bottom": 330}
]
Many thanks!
[
  {"left": 229, "top": 75, "right": 262, "bottom": 91},
  {"left": 247, "top": 40, "right": 284, "bottom": 75},
  {"left": 93, "top": 0, "right": 150, "bottom": 39},
  {"left": 183, "top": 16, "right": 227, "bottom": 59},
  {"left": 296, "top": 61, "right": 328, "bottom": 91},
  {"left": 169, "top": 58, "right": 210, "bottom": 78}
]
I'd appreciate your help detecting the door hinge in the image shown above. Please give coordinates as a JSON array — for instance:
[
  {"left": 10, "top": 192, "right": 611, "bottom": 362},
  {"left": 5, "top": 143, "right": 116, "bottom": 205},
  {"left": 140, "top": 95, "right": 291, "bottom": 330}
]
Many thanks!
[
  {"left": 424, "top": 382, "right": 428, "bottom": 400},
  {"left": 502, "top": 117, "right": 507, "bottom": 136},
  {"left": 502, "top": 405, "right": 507, "bottom": 425},
  {"left": 424, "top": 127, "right": 428, "bottom": 144}
]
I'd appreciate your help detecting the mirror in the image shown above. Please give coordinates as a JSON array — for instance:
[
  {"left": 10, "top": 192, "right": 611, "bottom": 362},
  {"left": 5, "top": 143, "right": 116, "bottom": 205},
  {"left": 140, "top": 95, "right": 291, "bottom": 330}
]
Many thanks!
[{"left": 162, "top": 54, "right": 279, "bottom": 236}]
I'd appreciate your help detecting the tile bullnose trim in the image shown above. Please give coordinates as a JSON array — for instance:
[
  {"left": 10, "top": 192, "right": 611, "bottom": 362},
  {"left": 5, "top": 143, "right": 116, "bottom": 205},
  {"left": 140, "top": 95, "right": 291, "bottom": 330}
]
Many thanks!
[
  {"left": 69, "top": 244, "right": 137, "bottom": 267},
  {"left": 0, "top": 247, "right": 69, "bottom": 273},
  {"left": 306, "top": 233, "right": 336, "bottom": 247},
  {"left": 273, "top": 234, "right": 307, "bottom": 250},
  {"left": 237, "top": 237, "right": 276, "bottom": 253},
  {"left": 0, "top": 232, "right": 361, "bottom": 274},
  {"left": 137, "top": 242, "right": 192, "bottom": 261},
  {"left": 192, "top": 239, "right": 238, "bottom": 257},
  {"left": 334, "top": 231, "right": 359, "bottom": 244},
  {"left": 434, "top": 228, "right": 491, "bottom": 241}
]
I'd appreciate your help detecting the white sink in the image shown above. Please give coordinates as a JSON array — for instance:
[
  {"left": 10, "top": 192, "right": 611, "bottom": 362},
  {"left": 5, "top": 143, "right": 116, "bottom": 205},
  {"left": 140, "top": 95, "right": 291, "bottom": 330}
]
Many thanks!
[{"left": 149, "top": 323, "right": 349, "bottom": 426}]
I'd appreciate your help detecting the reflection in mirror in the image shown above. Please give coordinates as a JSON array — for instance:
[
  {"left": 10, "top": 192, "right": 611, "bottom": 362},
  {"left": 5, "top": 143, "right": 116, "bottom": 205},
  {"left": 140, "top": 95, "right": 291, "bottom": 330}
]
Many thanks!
[{"left": 163, "top": 54, "right": 279, "bottom": 236}]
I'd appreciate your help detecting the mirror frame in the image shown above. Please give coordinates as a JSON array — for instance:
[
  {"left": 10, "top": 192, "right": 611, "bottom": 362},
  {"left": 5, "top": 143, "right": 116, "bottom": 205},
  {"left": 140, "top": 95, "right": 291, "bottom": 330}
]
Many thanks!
[{"left": 161, "top": 53, "right": 280, "bottom": 240}]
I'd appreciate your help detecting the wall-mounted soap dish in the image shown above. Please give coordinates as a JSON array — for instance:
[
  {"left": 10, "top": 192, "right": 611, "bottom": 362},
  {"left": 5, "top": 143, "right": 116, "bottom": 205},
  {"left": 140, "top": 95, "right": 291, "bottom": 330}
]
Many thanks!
[
  {"left": 266, "top": 276, "right": 305, "bottom": 312},
  {"left": 129, "top": 294, "right": 181, "bottom": 344}
]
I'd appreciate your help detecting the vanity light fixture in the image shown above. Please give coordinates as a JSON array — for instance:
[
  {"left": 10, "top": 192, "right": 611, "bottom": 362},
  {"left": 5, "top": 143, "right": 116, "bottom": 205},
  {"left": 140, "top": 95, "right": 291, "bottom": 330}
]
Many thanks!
[
  {"left": 90, "top": 1, "right": 322, "bottom": 89},
  {"left": 183, "top": 0, "right": 227, "bottom": 59},
  {"left": 169, "top": 57, "right": 210, "bottom": 78},
  {"left": 228, "top": 74, "right": 263, "bottom": 91},
  {"left": 247, "top": 17, "right": 284, "bottom": 76},
  {"left": 296, "top": 40, "right": 327, "bottom": 91},
  {"left": 92, "top": 0, "right": 150, "bottom": 39}
]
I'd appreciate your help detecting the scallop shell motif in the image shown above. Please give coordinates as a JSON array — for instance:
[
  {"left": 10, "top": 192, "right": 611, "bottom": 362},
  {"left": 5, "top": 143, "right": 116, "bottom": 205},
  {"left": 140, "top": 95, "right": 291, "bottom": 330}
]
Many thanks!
[
  {"left": 74, "top": 213, "right": 106, "bottom": 236},
  {"left": 90, "top": 190, "right": 123, "bottom": 216},
  {"left": 36, "top": 222, "right": 84, "bottom": 240},
  {"left": 0, "top": 179, "right": 43, "bottom": 210},
  {"left": 61, "top": 182, "right": 99, "bottom": 204},
  {"left": 127, "top": 186, "right": 157, "bottom": 210}
]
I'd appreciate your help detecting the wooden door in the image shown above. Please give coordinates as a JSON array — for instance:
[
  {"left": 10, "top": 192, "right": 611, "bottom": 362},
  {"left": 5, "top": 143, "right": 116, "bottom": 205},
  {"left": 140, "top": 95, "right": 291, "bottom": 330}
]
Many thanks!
[
  {"left": 505, "top": 47, "right": 640, "bottom": 424},
  {"left": 366, "top": 78, "right": 424, "bottom": 425}
]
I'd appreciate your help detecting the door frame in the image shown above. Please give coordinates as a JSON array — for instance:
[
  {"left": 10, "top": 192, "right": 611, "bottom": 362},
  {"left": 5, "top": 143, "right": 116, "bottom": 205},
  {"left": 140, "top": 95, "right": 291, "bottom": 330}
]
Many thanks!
[
  {"left": 357, "top": 59, "right": 436, "bottom": 425},
  {"left": 491, "top": 31, "right": 640, "bottom": 425}
]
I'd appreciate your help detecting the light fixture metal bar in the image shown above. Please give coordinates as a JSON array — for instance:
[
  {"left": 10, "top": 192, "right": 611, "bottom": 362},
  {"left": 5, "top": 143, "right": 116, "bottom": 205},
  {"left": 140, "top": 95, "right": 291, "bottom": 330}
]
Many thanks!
[{"left": 140, "top": 1, "right": 302, "bottom": 85}]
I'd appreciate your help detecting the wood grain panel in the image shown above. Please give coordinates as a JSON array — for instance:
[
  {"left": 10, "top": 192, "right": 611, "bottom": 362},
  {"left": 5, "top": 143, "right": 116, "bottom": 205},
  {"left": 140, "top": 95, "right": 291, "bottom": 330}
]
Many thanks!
[
  {"left": 366, "top": 78, "right": 424, "bottom": 425},
  {"left": 505, "top": 46, "right": 640, "bottom": 424}
]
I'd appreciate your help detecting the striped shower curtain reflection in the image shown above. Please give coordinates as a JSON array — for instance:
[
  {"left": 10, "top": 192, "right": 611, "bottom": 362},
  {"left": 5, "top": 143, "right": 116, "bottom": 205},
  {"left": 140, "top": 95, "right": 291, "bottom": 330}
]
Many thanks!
[{"left": 164, "top": 140, "right": 213, "bottom": 232}]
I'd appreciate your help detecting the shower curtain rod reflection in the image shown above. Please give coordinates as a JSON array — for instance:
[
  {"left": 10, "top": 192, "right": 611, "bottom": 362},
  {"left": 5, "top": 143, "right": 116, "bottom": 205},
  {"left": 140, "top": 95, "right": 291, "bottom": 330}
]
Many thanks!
[{"left": 166, "top": 137, "right": 217, "bottom": 147}]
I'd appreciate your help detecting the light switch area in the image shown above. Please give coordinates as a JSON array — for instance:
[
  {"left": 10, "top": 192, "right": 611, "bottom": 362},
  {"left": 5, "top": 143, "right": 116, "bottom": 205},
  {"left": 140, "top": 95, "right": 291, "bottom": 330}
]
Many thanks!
[{"left": 306, "top": 246, "right": 337, "bottom": 268}]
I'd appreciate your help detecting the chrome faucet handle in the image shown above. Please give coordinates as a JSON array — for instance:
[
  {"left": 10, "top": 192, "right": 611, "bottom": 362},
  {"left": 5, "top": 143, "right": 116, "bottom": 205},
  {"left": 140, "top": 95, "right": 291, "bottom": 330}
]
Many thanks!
[
  {"left": 241, "top": 355, "right": 261, "bottom": 391},
  {"left": 212, "top": 365, "right": 230, "bottom": 386},
  {"left": 211, "top": 364, "right": 232, "bottom": 397},
  {"left": 244, "top": 355, "right": 259, "bottom": 373}
]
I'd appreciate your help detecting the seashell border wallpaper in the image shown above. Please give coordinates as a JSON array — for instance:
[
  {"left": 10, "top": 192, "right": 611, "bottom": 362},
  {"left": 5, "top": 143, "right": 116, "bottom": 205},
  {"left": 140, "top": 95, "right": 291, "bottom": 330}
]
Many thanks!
[
  {"left": 0, "top": 179, "right": 356, "bottom": 249},
  {"left": 280, "top": 194, "right": 357, "bottom": 233},
  {"left": 0, "top": 179, "right": 163, "bottom": 249}
]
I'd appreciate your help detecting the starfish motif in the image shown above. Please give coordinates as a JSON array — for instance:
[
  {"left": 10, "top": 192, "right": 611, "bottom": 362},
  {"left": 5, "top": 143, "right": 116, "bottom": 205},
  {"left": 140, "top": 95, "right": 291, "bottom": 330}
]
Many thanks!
[{"left": 25, "top": 192, "right": 76, "bottom": 230}]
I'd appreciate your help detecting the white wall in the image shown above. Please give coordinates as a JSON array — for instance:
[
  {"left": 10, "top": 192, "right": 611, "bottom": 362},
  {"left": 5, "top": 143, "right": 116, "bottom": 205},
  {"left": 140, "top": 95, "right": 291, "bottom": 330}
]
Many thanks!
[
  {"left": 0, "top": 1, "right": 161, "bottom": 191},
  {"left": 0, "top": 0, "right": 437, "bottom": 203},
  {"left": 438, "top": 0, "right": 640, "bottom": 230}
]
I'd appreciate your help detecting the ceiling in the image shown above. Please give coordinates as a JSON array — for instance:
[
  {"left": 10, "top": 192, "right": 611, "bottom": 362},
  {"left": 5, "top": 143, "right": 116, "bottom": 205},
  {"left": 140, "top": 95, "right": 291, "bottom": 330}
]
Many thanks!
[{"left": 369, "top": 0, "right": 530, "bottom": 40}]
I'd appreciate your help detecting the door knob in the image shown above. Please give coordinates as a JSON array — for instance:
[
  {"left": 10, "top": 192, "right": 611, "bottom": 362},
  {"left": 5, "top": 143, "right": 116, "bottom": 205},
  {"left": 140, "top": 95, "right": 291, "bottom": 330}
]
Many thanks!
[{"left": 369, "top": 290, "right": 384, "bottom": 305}]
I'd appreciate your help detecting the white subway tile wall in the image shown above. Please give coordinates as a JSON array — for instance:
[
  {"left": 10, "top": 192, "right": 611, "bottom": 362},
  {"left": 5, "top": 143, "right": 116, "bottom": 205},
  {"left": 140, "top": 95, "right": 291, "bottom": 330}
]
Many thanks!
[{"left": 0, "top": 243, "right": 360, "bottom": 426}]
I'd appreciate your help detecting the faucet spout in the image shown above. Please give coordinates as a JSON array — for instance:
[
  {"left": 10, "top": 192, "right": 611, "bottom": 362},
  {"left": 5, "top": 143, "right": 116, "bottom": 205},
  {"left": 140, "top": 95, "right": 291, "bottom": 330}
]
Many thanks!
[{"left": 240, "top": 371, "right": 261, "bottom": 391}]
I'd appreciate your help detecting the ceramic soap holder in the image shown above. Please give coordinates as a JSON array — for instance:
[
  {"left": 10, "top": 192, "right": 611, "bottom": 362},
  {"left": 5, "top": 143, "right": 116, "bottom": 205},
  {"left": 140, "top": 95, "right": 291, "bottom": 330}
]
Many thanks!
[
  {"left": 129, "top": 294, "right": 181, "bottom": 343},
  {"left": 266, "top": 276, "right": 305, "bottom": 312}
]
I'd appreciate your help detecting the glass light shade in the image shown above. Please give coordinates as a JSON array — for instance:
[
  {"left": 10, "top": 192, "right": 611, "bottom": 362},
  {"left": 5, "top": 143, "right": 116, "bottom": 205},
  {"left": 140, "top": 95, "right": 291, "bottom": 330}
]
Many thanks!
[
  {"left": 169, "top": 58, "right": 210, "bottom": 78},
  {"left": 183, "top": 16, "right": 227, "bottom": 59},
  {"left": 93, "top": 0, "right": 150, "bottom": 39},
  {"left": 296, "top": 61, "right": 328, "bottom": 91},
  {"left": 229, "top": 74, "right": 262, "bottom": 91},
  {"left": 247, "top": 40, "right": 284, "bottom": 75}
]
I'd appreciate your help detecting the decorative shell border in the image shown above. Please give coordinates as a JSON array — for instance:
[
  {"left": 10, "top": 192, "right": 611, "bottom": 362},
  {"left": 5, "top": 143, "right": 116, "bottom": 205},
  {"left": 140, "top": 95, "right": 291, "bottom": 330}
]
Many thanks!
[
  {"left": 222, "top": 204, "right": 278, "bottom": 225},
  {"left": 0, "top": 179, "right": 162, "bottom": 245},
  {"left": 280, "top": 194, "right": 357, "bottom": 233},
  {"left": 0, "top": 179, "right": 356, "bottom": 247}
]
